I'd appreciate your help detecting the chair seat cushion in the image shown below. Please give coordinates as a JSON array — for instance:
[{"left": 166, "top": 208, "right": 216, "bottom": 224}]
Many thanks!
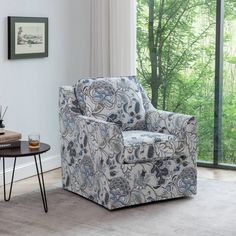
[
  {"left": 75, "top": 76, "right": 146, "bottom": 130},
  {"left": 122, "top": 130, "right": 180, "bottom": 164}
]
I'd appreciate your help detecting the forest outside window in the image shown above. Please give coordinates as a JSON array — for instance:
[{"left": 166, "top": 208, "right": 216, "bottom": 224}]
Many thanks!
[{"left": 136, "top": 0, "right": 236, "bottom": 168}]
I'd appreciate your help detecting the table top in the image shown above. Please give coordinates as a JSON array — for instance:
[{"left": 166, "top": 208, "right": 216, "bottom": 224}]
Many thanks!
[{"left": 0, "top": 141, "right": 50, "bottom": 157}]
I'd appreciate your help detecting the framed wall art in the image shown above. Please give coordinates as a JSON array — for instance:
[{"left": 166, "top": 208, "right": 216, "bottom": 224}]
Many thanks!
[{"left": 8, "top": 16, "right": 48, "bottom": 59}]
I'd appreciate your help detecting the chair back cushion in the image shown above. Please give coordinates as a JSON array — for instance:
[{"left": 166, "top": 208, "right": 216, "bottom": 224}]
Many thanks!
[{"left": 75, "top": 76, "right": 146, "bottom": 130}]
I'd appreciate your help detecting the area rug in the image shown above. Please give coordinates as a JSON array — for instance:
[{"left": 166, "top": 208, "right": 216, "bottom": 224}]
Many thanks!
[{"left": 0, "top": 178, "right": 236, "bottom": 236}]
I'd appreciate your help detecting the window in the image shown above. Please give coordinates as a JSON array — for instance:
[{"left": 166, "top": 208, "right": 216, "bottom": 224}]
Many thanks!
[
  {"left": 222, "top": 1, "right": 236, "bottom": 165},
  {"left": 137, "top": 0, "right": 236, "bottom": 169}
]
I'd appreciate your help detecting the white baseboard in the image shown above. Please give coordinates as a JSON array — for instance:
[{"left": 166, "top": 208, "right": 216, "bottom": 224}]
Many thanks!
[{"left": 0, "top": 155, "right": 61, "bottom": 186}]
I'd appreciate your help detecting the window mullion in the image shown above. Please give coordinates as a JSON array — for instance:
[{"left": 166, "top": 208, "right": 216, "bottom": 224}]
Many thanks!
[{"left": 214, "top": 0, "right": 224, "bottom": 165}]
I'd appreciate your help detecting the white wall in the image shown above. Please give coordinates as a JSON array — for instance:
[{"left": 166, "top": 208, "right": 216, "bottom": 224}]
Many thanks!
[{"left": 0, "top": 0, "right": 91, "bottom": 184}]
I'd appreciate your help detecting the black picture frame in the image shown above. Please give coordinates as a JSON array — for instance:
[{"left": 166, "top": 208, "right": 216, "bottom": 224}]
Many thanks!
[{"left": 8, "top": 16, "right": 48, "bottom": 59}]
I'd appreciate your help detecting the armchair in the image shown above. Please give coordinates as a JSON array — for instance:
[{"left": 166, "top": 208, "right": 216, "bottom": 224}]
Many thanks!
[{"left": 59, "top": 76, "right": 197, "bottom": 210}]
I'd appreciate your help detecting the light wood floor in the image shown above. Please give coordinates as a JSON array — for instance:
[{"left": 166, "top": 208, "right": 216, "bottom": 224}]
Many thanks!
[
  {"left": 1, "top": 167, "right": 235, "bottom": 236},
  {"left": 1, "top": 167, "right": 236, "bottom": 198}
]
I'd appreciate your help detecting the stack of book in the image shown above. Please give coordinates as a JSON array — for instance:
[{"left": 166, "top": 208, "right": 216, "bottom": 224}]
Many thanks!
[{"left": 0, "top": 130, "right": 22, "bottom": 149}]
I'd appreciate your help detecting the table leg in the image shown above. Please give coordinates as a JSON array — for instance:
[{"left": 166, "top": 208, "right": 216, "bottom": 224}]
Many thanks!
[
  {"left": 34, "top": 154, "right": 48, "bottom": 213},
  {"left": 2, "top": 157, "right": 17, "bottom": 201}
]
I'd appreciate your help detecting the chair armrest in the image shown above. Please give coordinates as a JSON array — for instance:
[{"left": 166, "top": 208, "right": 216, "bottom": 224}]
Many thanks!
[
  {"left": 146, "top": 110, "right": 196, "bottom": 136},
  {"left": 60, "top": 93, "right": 125, "bottom": 171},
  {"left": 59, "top": 86, "right": 76, "bottom": 110},
  {"left": 76, "top": 115, "right": 124, "bottom": 163},
  {"left": 59, "top": 86, "right": 79, "bottom": 137},
  {"left": 83, "top": 117, "right": 125, "bottom": 178},
  {"left": 146, "top": 109, "right": 197, "bottom": 158}
]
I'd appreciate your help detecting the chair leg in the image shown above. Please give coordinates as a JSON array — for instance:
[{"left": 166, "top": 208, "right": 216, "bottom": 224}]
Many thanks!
[
  {"left": 3, "top": 157, "right": 17, "bottom": 201},
  {"left": 34, "top": 154, "right": 48, "bottom": 213}
]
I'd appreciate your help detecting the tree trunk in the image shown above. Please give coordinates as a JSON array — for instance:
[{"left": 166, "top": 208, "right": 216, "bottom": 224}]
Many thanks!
[
  {"left": 148, "top": 0, "right": 164, "bottom": 108},
  {"left": 148, "top": 0, "right": 158, "bottom": 108},
  {"left": 157, "top": 0, "right": 165, "bottom": 110}
]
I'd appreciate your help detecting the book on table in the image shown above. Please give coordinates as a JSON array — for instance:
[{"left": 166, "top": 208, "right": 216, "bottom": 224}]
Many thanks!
[{"left": 0, "top": 130, "right": 22, "bottom": 149}]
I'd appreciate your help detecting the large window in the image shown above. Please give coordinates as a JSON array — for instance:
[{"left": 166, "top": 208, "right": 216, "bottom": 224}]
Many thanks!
[
  {"left": 222, "top": 1, "right": 236, "bottom": 165},
  {"left": 137, "top": 0, "right": 236, "bottom": 168}
]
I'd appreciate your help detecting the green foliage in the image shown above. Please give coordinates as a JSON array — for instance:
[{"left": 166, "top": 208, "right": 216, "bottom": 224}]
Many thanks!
[
  {"left": 225, "top": 56, "right": 236, "bottom": 64},
  {"left": 137, "top": 0, "right": 236, "bottom": 164}
]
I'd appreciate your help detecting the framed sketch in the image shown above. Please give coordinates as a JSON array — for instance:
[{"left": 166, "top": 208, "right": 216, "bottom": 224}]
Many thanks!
[{"left": 8, "top": 16, "right": 48, "bottom": 59}]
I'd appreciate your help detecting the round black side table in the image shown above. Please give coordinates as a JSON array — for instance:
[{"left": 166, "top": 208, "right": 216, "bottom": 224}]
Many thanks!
[{"left": 0, "top": 141, "right": 50, "bottom": 213}]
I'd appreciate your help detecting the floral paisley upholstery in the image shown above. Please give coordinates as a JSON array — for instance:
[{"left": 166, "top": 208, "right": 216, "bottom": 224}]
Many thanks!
[
  {"left": 123, "top": 131, "right": 181, "bottom": 164},
  {"left": 75, "top": 76, "right": 146, "bottom": 130},
  {"left": 59, "top": 76, "right": 197, "bottom": 210}
]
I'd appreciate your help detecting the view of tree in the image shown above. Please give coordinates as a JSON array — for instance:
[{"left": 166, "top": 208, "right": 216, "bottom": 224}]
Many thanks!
[{"left": 137, "top": 0, "right": 236, "bottom": 164}]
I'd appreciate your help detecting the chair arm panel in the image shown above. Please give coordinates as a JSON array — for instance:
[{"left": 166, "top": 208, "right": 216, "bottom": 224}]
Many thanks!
[
  {"left": 146, "top": 110, "right": 196, "bottom": 135},
  {"left": 77, "top": 116, "right": 124, "bottom": 169},
  {"left": 146, "top": 109, "right": 197, "bottom": 159},
  {"left": 60, "top": 90, "right": 125, "bottom": 177}
]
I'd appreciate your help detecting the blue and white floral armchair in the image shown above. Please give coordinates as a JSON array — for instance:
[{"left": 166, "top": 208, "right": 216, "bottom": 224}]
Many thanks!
[{"left": 59, "top": 76, "right": 197, "bottom": 210}]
